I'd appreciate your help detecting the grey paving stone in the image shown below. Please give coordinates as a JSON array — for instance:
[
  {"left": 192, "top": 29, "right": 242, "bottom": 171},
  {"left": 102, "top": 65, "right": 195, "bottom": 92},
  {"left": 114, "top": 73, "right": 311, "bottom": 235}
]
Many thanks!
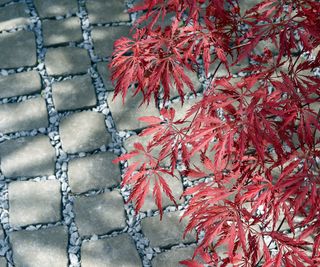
[
  {"left": 34, "top": 0, "right": 78, "bottom": 18},
  {"left": 74, "top": 191, "right": 126, "bottom": 236},
  {"left": 0, "top": 97, "right": 48, "bottom": 134},
  {"left": 9, "top": 226, "right": 68, "bottom": 267},
  {"left": 97, "top": 62, "right": 113, "bottom": 91},
  {"left": 81, "top": 234, "right": 141, "bottom": 267},
  {"left": 9, "top": 180, "right": 61, "bottom": 227},
  {"left": 140, "top": 171, "right": 184, "bottom": 212},
  {"left": 0, "top": 135, "right": 56, "bottom": 178},
  {"left": 152, "top": 246, "right": 196, "bottom": 267},
  {"left": 91, "top": 26, "right": 130, "bottom": 58},
  {"left": 45, "top": 47, "right": 91, "bottom": 76},
  {"left": 86, "top": 0, "right": 130, "bottom": 24},
  {"left": 0, "top": 71, "right": 41, "bottom": 99},
  {"left": 42, "top": 17, "right": 83, "bottom": 46},
  {"left": 0, "top": 3, "right": 30, "bottom": 31},
  {"left": 59, "top": 111, "right": 111, "bottom": 154},
  {"left": 170, "top": 97, "right": 199, "bottom": 122},
  {"left": 170, "top": 69, "right": 202, "bottom": 99},
  {"left": 239, "top": 0, "right": 262, "bottom": 16},
  {"left": 0, "top": 30, "right": 36, "bottom": 69},
  {"left": 141, "top": 211, "right": 195, "bottom": 247},
  {"left": 107, "top": 91, "right": 159, "bottom": 131},
  {"left": 0, "top": 257, "right": 6, "bottom": 267},
  {"left": 52, "top": 74, "right": 97, "bottom": 112},
  {"left": 68, "top": 152, "right": 120, "bottom": 194}
]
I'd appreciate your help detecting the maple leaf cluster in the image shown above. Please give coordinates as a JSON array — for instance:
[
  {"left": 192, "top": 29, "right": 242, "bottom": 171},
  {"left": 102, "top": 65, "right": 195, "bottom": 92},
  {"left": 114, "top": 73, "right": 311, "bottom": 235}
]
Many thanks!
[{"left": 110, "top": 0, "right": 320, "bottom": 266}]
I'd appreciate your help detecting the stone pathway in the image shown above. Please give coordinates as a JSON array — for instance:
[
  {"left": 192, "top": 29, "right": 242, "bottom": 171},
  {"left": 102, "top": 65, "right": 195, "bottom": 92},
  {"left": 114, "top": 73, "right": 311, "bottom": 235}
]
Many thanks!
[{"left": 0, "top": 0, "right": 203, "bottom": 266}]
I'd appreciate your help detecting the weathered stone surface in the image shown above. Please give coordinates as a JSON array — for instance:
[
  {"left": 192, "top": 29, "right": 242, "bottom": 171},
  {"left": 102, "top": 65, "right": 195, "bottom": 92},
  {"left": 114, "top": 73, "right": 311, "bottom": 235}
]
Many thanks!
[
  {"left": 81, "top": 234, "right": 141, "bottom": 267},
  {"left": 123, "top": 134, "right": 170, "bottom": 166},
  {"left": 141, "top": 211, "right": 195, "bottom": 247},
  {"left": 0, "top": 257, "right": 6, "bottom": 267},
  {"left": 91, "top": 26, "right": 130, "bottom": 58},
  {"left": 59, "top": 111, "right": 110, "bottom": 154},
  {"left": 0, "top": 135, "right": 56, "bottom": 178},
  {"left": 68, "top": 152, "right": 121, "bottom": 194},
  {"left": 170, "top": 69, "right": 202, "bottom": 99},
  {"left": 152, "top": 246, "right": 196, "bottom": 267},
  {"left": 140, "top": 171, "right": 184, "bottom": 212},
  {"left": 170, "top": 97, "right": 199, "bottom": 122},
  {"left": 34, "top": 0, "right": 78, "bottom": 18},
  {"left": 45, "top": 47, "right": 91, "bottom": 76},
  {"left": 9, "top": 226, "right": 68, "bottom": 267},
  {"left": 0, "top": 30, "right": 36, "bottom": 69},
  {"left": 86, "top": 0, "right": 129, "bottom": 24},
  {"left": 52, "top": 75, "right": 97, "bottom": 111},
  {"left": 97, "top": 62, "right": 113, "bottom": 90},
  {"left": 0, "top": 3, "right": 30, "bottom": 31},
  {"left": 74, "top": 191, "right": 126, "bottom": 236},
  {"left": 42, "top": 17, "right": 83, "bottom": 46},
  {"left": 0, "top": 97, "right": 48, "bottom": 134},
  {"left": 239, "top": 0, "right": 262, "bottom": 15},
  {"left": 0, "top": 71, "right": 41, "bottom": 99},
  {"left": 9, "top": 180, "right": 61, "bottom": 227},
  {"left": 108, "top": 92, "right": 159, "bottom": 131}
]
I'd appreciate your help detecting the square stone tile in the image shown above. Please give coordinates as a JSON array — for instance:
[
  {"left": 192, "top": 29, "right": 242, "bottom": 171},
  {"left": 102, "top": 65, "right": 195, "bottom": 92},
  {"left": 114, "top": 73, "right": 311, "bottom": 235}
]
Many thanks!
[
  {"left": 141, "top": 211, "right": 195, "bottom": 247},
  {"left": 81, "top": 234, "right": 141, "bottom": 267},
  {"left": 0, "top": 97, "right": 48, "bottom": 134},
  {"left": 0, "top": 135, "right": 56, "bottom": 178},
  {"left": 0, "top": 30, "right": 36, "bottom": 69},
  {"left": 9, "top": 226, "right": 68, "bottom": 266},
  {"left": 0, "top": 3, "right": 30, "bottom": 31},
  {"left": 86, "top": 0, "right": 129, "bottom": 24},
  {"left": 42, "top": 17, "right": 83, "bottom": 46},
  {"left": 68, "top": 152, "right": 121, "bottom": 194},
  {"left": 52, "top": 74, "right": 97, "bottom": 112},
  {"left": 45, "top": 47, "right": 91, "bottom": 76},
  {"left": 107, "top": 91, "right": 159, "bottom": 131},
  {"left": 34, "top": 0, "right": 78, "bottom": 18},
  {"left": 0, "top": 71, "right": 41, "bottom": 99},
  {"left": 139, "top": 171, "right": 184, "bottom": 212},
  {"left": 59, "top": 111, "right": 111, "bottom": 154},
  {"left": 74, "top": 191, "right": 126, "bottom": 236},
  {"left": 9, "top": 180, "right": 61, "bottom": 227},
  {"left": 0, "top": 257, "right": 6, "bottom": 266},
  {"left": 97, "top": 62, "right": 113, "bottom": 91},
  {"left": 91, "top": 26, "right": 130, "bottom": 58},
  {"left": 152, "top": 246, "right": 197, "bottom": 267}
]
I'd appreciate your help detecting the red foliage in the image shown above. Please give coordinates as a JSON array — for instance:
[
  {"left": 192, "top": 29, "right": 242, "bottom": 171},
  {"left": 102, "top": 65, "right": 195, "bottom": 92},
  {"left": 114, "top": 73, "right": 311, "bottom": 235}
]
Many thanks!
[{"left": 110, "top": 0, "right": 320, "bottom": 266}]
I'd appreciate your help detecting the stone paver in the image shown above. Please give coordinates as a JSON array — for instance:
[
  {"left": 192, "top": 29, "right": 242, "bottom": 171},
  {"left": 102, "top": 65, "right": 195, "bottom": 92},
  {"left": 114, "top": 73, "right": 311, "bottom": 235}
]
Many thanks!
[
  {"left": 0, "top": 97, "right": 48, "bottom": 134},
  {"left": 86, "top": 0, "right": 129, "bottom": 24},
  {"left": 45, "top": 47, "right": 91, "bottom": 76},
  {"left": 9, "top": 180, "right": 61, "bottom": 227},
  {"left": 170, "top": 69, "right": 202, "bottom": 99},
  {"left": 141, "top": 211, "right": 195, "bottom": 247},
  {"left": 42, "top": 17, "right": 83, "bottom": 46},
  {"left": 0, "top": 257, "right": 6, "bottom": 267},
  {"left": 140, "top": 171, "right": 184, "bottom": 212},
  {"left": 0, "top": 135, "right": 56, "bottom": 178},
  {"left": 68, "top": 152, "right": 120, "bottom": 194},
  {"left": 74, "top": 191, "right": 126, "bottom": 236},
  {"left": 152, "top": 246, "right": 197, "bottom": 267},
  {"left": 9, "top": 226, "right": 68, "bottom": 267},
  {"left": 91, "top": 26, "right": 130, "bottom": 58},
  {"left": 0, "top": 71, "right": 41, "bottom": 99},
  {"left": 52, "top": 74, "right": 97, "bottom": 111},
  {"left": 108, "top": 92, "right": 159, "bottom": 131},
  {"left": 97, "top": 62, "right": 113, "bottom": 90},
  {"left": 81, "top": 234, "right": 141, "bottom": 267},
  {"left": 34, "top": 0, "right": 78, "bottom": 18},
  {"left": 123, "top": 134, "right": 170, "bottom": 166},
  {"left": 0, "top": 30, "right": 36, "bottom": 69},
  {"left": 0, "top": 3, "right": 30, "bottom": 31},
  {"left": 59, "top": 111, "right": 111, "bottom": 154}
]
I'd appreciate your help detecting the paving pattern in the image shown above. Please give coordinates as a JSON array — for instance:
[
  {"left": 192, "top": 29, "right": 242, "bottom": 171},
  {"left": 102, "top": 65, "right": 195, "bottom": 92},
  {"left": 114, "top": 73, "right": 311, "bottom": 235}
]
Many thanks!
[{"left": 0, "top": 0, "right": 205, "bottom": 266}]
